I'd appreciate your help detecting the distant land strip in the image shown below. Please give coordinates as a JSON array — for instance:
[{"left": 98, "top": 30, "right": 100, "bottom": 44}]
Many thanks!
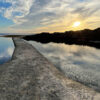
[{"left": 23, "top": 27, "right": 100, "bottom": 49}]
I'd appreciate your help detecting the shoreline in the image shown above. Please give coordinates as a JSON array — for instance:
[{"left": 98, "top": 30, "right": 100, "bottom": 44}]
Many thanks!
[{"left": 0, "top": 37, "right": 100, "bottom": 99}]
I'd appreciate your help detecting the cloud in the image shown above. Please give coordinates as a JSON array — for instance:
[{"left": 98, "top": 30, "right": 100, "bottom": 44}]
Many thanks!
[
  {"left": 2, "top": 0, "right": 34, "bottom": 24},
  {"left": 0, "top": 47, "right": 14, "bottom": 58},
  {"left": 0, "top": 46, "right": 14, "bottom": 64},
  {"left": 7, "top": 47, "right": 14, "bottom": 56},
  {"left": 0, "top": 37, "right": 14, "bottom": 64},
  {"left": 1, "top": 0, "right": 100, "bottom": 33}
]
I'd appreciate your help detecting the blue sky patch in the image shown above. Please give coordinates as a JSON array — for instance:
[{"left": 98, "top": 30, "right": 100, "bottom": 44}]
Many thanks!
[
  {"left": 0, "top": 15, "right": 14, "bottom": 27},
  {"left": 0, "top": 2, "right": 12, "bottom": 8}
]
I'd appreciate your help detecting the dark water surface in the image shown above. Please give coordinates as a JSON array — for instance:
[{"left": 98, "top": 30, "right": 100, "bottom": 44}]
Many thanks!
[
  {"left": 0, "top": 37, "right": 15, "bottom": 65},
  {"left": 29, "top": 40, "right": 100, "bottom": 92}
]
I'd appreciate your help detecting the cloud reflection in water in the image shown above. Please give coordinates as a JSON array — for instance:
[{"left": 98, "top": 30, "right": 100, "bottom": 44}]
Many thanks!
[
  {"left": 0, "top": 37, "right": 14, "bottom": 65},
  {"left": 29, "top": 41, "right": 100, "bottom": 91}
]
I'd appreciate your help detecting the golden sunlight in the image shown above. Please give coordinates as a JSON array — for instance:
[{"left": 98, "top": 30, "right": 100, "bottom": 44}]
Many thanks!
[{"left": 73, "top": 21, "right": 81, "bottom": 27}]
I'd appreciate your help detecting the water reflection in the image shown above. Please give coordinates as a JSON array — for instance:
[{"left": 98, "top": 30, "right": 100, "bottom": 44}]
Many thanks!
[
  {"left": 29, "top": 41, "right": 100, "bottom": 92},
  {"left": 0, "top": 37, "right": 14, "bottom": 65}
]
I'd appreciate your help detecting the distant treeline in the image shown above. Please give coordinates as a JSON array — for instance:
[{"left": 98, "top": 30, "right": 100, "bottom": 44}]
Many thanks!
[{"left": 23, "top": 28, "right": 100, "bottom": 49}]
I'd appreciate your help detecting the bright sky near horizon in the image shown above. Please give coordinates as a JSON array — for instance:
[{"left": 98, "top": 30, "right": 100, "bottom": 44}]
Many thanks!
[{"left": 0, "top": 0, "right": 100, "bottom": 34}]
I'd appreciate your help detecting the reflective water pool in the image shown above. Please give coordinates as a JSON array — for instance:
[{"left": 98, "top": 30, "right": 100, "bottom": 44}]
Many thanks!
[
  {"left": 0, "top": 37, "right": 15, "bottom": 65},
  {"left": 29, "top": 41, "right": 100, "bottom": 92}
]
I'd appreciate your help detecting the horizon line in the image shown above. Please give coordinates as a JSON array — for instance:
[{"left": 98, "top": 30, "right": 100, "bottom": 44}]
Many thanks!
[{"left": 0, "top": 27, "right": 100, "bottom": 35}]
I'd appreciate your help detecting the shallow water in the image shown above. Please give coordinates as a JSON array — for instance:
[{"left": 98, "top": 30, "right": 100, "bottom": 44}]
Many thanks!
[
  {"left": 29, "top": 41, "right": 100, "bottom": 92},
  {"left": 0, "top": 37, "right": 15, "bottom": 65}
]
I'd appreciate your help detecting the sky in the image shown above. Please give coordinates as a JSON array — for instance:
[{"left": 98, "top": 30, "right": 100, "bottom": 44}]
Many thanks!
[{"left": 0, "top": 0, "right": 100, "bottom": 34}]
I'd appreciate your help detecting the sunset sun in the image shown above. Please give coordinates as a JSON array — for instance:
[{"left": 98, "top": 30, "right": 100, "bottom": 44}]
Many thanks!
[{"left": 73, "top": 21, "right": 81, "bottom": 27}]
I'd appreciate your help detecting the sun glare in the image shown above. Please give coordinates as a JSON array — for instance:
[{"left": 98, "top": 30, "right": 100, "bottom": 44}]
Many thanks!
[{"left": 73, "top": 21, "right": 81, "bottom": 27}]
